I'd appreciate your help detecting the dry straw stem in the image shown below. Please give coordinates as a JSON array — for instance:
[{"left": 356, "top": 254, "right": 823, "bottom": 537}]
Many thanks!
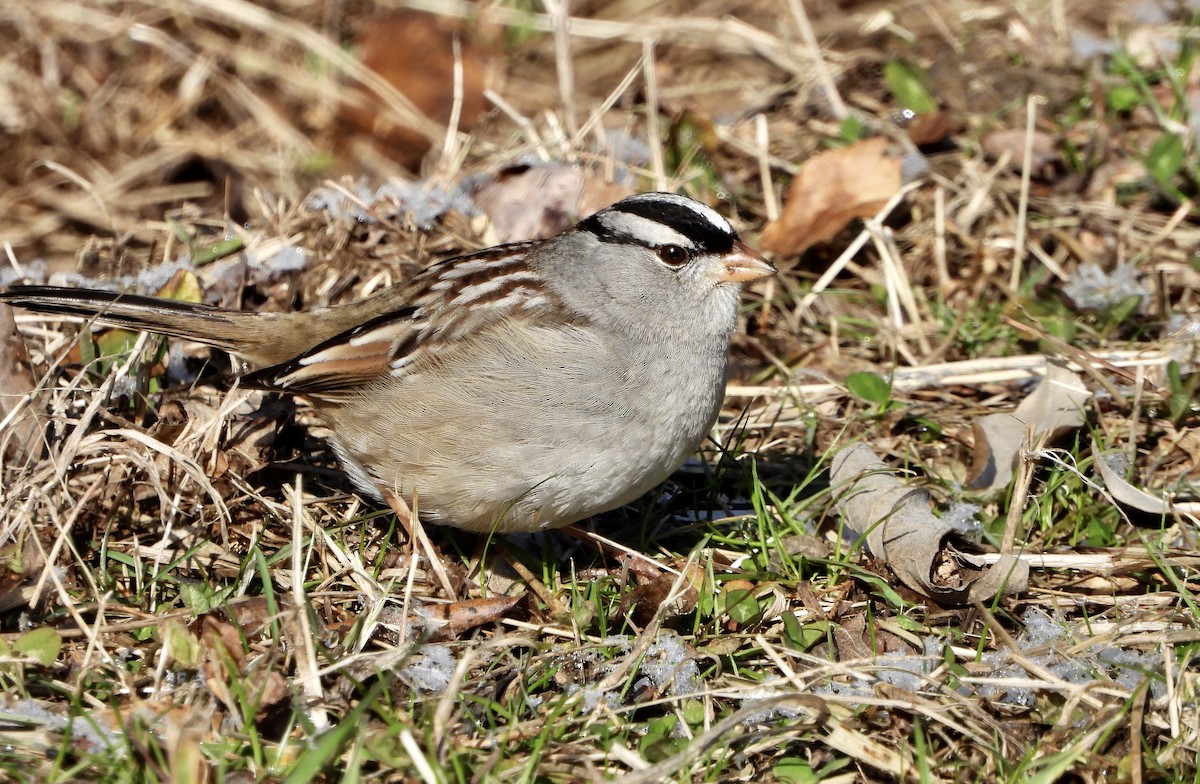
[
  {"left": 286, "top": 478, "right": 329, "bottom": 732},
  {"left": 1008, "top": 94, "right": 1046, "bottom": 292},
  {"left": 725, "top": 348, "right": 1173, "bottom": 402},
  {"left": 400, "top": 0, "right": 809, "bottom": 71}
]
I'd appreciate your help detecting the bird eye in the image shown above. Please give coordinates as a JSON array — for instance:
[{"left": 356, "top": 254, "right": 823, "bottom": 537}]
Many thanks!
[{"left": 656, "top": 244, "right": 690, "bottom": 267}]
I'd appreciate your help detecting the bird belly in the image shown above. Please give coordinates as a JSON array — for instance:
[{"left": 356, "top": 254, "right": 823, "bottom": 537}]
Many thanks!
[{"left": 323, "top": 325, "right": 725, "bottom": 532}]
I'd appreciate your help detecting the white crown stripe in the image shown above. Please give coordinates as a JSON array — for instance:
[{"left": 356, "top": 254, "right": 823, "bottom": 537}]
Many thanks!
[{"left": 596, "top": 212, "right": 694, "bottom": 248}]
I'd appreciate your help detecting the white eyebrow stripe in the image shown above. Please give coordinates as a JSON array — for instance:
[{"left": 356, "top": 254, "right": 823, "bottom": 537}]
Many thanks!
[{"left": 595, "top": 212, "right": 694, "bottom": 248}]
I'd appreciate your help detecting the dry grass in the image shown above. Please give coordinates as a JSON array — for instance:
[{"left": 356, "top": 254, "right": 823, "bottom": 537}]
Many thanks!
[{"left": 1, "top": 0, "right": 1199, "bottom": 781}]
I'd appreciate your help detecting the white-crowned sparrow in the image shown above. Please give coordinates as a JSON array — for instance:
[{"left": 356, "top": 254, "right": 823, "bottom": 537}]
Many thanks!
[{"left": 2, "top": 192, "right": 774, "bottom": 532}]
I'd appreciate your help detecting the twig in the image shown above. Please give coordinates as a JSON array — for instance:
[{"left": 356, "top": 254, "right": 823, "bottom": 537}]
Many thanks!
[
  {"left": 784, "top": 0, "right": 847, "bottom": 118},
  {"left": 1009, "top": 94, "right": 1044, "bottom": 292}
]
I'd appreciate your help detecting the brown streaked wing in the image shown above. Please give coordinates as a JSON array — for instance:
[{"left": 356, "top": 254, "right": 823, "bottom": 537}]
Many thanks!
[
  {"left": 240, "top": 307, "right": 419, "bottom": 398},
  {"left": 239, "top": 240, "right": 572, "bottom": 399}
]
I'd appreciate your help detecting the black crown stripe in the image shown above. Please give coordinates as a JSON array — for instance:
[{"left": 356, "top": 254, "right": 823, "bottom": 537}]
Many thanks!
[{"left": 576, "top": 199, "right": 737, "bottom": 254}]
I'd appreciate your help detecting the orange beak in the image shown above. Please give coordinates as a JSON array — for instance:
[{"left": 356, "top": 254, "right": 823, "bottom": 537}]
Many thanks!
[{"left": 718, "top": 240, "right": 776, "bottom": 283}]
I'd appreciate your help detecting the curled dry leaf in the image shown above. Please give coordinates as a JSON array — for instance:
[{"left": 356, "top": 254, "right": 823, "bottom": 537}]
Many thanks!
[
  {"left": 968, "top": 361, "right": 1091, "bottom": 491},
  {"left": 760, "top": 137, "right": 903, "bottom": 257},
  {"left": 1092, "top": 439, "right": 1200, "bottom": 515},
  {"left": 831, "top": 443, "right": 1029, "bottom": 605}
]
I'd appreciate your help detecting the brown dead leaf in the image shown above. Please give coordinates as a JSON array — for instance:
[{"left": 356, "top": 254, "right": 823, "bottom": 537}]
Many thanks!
[
  {"left": 197, "top": 618, "right": 241, "bottom": 715},
  {"left": 147, "top": 400, "right": 191, "bottom": 448},
  {"left": 0, "top": 531, "right": 48, "bottom": 613},
  {"left": 1085, "top": 158, "right": 1149, "bottom": 202},
  {"left": 760, "top": 137, "right": 903, "bottom": 257},
  {"left": 624, "top": 561, "right": 704, "bottom": 625},
  {"left": 472, "top": 164, "right": 633, "bottom": 243},
  {"left": 217, "top": 596, "right": 275, "bottom": 641},
  {"left": 1168, "top": 428, "right": 1200, "bottom": 474},
  {"left": 252, "top": 671, "right": 290, "bottom": 717},
  {"left": 428, "top": 595, "right": 522, "bottom": 641},
  {"left": 195, "top": 611, "right": 288, "bottom": 720},
  {"left": 196, "top": 615, "right": 248, "bottom": 671},
  {"left": 158, "top": 705, "right": 213, "bottom": 784},
  {"left": 337, "top": 9, "right": 491, "bottom": 172},
  {"left": 832, "top": 613, "right": 874, "bottom": 660},
  {"left": 906, "top": 110, "right": 961, "bottom": 146}
]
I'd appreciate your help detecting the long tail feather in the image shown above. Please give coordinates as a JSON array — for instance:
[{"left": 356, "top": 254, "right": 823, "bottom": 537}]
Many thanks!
[{"left": 1, "top": 285, "right": 259, "bottom": 357}]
